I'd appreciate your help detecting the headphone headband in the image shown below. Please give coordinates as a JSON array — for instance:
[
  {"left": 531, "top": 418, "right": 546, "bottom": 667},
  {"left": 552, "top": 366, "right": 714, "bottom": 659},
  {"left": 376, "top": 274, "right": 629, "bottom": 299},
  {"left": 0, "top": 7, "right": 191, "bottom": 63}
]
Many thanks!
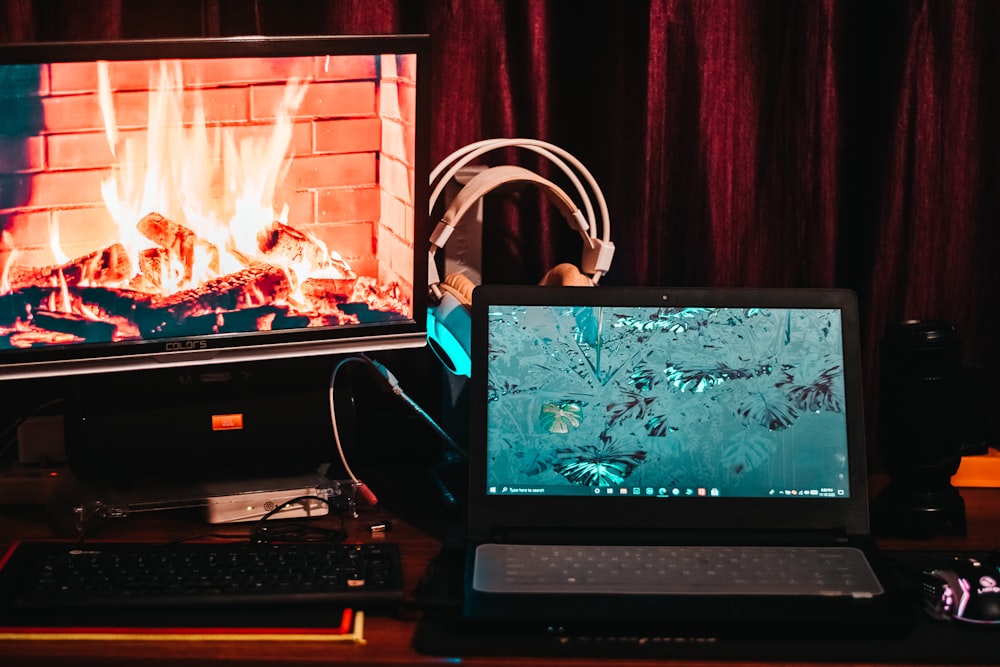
[
  {"left": 428, "top": 139, "right": 615, "bottom": 294},
  {"left": 431, "top": 165, "right": 590, "bottom": 247}
]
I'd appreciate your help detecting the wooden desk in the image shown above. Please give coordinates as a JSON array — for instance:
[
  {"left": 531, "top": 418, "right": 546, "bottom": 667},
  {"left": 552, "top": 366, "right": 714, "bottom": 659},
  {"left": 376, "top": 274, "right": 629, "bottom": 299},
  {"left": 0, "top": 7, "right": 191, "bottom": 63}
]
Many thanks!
[{"left": 1, "top": 485, "right": 998, "bottom": 667}]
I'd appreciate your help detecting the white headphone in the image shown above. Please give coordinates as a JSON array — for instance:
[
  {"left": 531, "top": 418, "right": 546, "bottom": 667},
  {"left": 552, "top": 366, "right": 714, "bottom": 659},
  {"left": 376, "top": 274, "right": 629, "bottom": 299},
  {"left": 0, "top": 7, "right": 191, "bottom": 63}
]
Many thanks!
[{"left": 426, "top": 138, "right": 615, "bottom": 377}]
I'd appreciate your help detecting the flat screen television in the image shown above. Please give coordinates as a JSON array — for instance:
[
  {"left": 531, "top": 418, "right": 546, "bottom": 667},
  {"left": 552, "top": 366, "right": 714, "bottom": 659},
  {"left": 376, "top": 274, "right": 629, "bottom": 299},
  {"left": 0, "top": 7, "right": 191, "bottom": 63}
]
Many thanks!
[
  {"left": 0, "top": 34, "right": 432, "bottom": 483},
  {"left": 0, "top": 34, "right": 430, "bottom": 381}
]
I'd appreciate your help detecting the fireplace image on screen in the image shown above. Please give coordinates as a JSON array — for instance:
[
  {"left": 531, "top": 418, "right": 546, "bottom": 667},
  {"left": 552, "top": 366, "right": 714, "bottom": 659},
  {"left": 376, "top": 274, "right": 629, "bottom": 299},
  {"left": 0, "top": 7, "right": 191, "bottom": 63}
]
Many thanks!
[{"left": 0, "top": 37, "right": 428, "bottom": 379}]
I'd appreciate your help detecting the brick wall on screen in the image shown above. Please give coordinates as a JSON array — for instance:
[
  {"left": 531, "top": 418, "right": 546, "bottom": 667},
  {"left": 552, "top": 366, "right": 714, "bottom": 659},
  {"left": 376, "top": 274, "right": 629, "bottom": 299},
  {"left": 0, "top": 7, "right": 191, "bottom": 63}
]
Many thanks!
[
  {"left": 376, "top": 53, "right": 418, "bottom": 295},
  {"left": 0, "top": 53, "right": 411, "bottom": 289}
]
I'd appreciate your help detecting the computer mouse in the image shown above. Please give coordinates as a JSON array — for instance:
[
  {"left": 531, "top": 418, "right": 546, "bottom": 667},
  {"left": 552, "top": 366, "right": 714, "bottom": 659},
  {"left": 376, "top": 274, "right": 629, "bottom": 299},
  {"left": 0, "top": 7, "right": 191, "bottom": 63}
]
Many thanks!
[{"left": 922, "top": 556, "right": 1000, "bottom": 625}]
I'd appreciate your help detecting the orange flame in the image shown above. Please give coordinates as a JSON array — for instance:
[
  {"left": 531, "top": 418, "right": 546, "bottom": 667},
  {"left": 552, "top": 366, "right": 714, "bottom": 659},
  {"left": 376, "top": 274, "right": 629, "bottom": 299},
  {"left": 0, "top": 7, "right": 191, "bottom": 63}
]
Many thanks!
[{"left": 95, "top": 60, "right": 344, "bottom": 299}]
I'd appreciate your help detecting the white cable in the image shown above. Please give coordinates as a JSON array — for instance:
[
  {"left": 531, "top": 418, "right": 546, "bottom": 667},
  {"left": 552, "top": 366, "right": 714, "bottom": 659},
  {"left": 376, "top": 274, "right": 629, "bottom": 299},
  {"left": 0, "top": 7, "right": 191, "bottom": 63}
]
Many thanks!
[{"left": 328, "top": 356, "right": 369, "bottom": 497}]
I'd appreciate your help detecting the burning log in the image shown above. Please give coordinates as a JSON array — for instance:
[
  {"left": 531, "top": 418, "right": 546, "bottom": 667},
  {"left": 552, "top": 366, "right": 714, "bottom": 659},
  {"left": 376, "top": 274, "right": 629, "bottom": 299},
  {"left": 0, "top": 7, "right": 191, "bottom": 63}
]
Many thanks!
[
  {"left": 30, "top": 310, "right": 117, "bottom": 342},
  {"left": 1, "top": 328, "right": 79, "bottom": 347},
  {"left": 0, "top": 203, "right": 401, "bottom": 345},
  {"left": 4, "top": 243, "right": 132, "bottom": 291},
  {"left": 74, "top": 286, "right": 152, "bottom": 322},
  {"left": 137, "top": 212, "right": 220, "bottom": 280},
  {"left": 257, "top": 221, "right": 327, "bottom": 268},
  {"left": 135, "top": 304, "right": 313, "bottom": 339},
  {"left": 257, "top": 221, "right": 355, "bottom": 278},
  {"left": 0, "top": 285, "right": 144, "bottom": 329},
  {"left": 0, "top": 286, "right": 49, "bottom": 327},
  {"left": 134, "top": 264, "right": 291, "bottom": 336},
  {"left": 136, "top": 247, "right": 173, "bottom": 291},
  {"left": 212, "top": 305, "right": 311, "bottom": 332},
  {"left": 338, "top": 302, "right": 409, "bottom": 324},
  {"left": 159, "top": 264, "right": 292, "bottom": 311},
  {"left": 300, "top": 277, "right": 357, "bottom": 307}
]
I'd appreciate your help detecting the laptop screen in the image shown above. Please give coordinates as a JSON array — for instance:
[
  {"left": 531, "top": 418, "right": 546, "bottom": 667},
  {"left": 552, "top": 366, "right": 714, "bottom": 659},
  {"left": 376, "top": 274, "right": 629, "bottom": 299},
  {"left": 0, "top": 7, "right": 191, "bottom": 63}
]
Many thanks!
[
  {"left": 484, "top": 302, "right": 850, "bottom": 500},
  {"left": 468, "top": 286, "right": 872, "bottom": 538}
]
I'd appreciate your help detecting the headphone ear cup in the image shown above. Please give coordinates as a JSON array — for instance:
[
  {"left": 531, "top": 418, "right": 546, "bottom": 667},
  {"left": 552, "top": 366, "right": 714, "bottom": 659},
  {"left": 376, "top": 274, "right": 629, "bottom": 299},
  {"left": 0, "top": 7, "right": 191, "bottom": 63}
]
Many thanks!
[
  {"left": 441, "top": 272, "right": 477, "bottom": 307},
  {"left": 539, "top": 262, "right": 594, "bottom": 287},
  {"left": 426, "top": 288, "right": 473, "bottom": 378},
  {"left": 426, "top": 273, "right": 478, "bottom": 378}
]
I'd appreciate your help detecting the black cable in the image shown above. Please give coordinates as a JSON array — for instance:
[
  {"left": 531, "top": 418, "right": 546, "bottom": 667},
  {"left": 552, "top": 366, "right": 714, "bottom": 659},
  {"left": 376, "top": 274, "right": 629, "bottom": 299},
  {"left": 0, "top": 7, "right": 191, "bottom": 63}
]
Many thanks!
[
  {"left": 248, "top": 494, "right": 347, "bottom": 544},
  {"left": 361, "top": 355, "right": 467, "bottom": 460}
]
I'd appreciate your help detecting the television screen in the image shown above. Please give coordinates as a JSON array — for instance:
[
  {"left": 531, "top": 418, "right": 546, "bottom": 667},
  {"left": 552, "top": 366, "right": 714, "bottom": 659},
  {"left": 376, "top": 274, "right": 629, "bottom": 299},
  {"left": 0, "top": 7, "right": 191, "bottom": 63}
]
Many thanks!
[{"left": 0, "top": 34, "right": 430, "bottom": 380}]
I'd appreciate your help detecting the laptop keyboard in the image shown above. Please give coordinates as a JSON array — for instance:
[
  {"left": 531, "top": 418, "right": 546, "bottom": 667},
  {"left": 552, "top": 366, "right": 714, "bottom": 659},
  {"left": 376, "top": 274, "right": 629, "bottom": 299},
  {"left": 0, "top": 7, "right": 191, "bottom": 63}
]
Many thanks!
[
  {"left": 473, "top": 544, "right": 884, "bottom": 598},
  {"left": 1, "top": 541, "right": 404, "bottom": 609}
]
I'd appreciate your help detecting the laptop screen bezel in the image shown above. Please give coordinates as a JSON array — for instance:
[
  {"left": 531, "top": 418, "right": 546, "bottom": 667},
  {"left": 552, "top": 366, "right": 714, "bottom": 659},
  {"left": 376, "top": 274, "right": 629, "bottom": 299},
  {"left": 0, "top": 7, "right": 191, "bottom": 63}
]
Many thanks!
[{"left": 467, "top": 285, "right": 872, "bottom": 541}]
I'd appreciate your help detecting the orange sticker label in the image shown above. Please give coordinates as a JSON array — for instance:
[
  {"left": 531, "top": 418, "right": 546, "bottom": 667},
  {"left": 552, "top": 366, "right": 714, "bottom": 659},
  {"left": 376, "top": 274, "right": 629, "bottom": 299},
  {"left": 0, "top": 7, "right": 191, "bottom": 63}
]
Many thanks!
[{"left": 211, "top": 414, "right": 244, "bottom": 431}]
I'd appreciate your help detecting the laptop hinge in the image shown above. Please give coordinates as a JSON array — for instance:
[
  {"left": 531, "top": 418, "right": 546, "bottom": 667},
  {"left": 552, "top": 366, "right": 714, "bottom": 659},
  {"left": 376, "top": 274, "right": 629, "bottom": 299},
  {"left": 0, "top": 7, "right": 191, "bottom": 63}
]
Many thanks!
[{"left": 484, "top": 527, "right": 856, "bottom": 546}]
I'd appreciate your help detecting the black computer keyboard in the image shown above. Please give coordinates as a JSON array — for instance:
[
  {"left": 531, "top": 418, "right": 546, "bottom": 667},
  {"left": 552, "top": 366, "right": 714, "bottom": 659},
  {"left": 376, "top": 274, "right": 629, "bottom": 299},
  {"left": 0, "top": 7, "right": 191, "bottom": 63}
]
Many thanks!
[{"left": 0, "top": 540, "right": 404, "bottom": 610}]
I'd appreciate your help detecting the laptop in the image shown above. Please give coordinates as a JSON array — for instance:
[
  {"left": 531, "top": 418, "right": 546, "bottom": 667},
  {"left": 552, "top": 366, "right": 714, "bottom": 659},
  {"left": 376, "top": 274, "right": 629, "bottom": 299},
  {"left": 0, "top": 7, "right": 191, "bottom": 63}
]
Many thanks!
[{"left": 462, "top": 285, "right": 905, "bottom": 634}]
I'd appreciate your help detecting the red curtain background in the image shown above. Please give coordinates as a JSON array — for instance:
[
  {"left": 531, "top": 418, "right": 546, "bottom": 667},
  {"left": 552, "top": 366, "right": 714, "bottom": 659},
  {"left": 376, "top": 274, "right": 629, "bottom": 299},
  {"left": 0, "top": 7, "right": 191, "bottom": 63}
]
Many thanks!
[{"left": 3, "top": 0, "right": 997, "bottom": 466}]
